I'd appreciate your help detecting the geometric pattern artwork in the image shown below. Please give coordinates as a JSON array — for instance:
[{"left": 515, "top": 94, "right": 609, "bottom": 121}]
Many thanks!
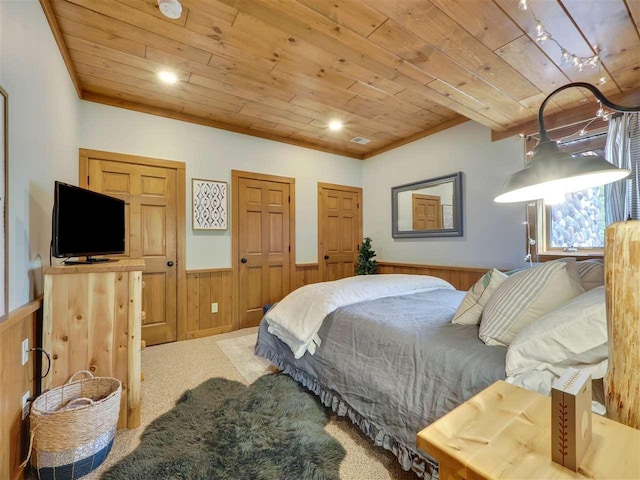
[{"left": 192, "top": 179, "right": 228, "bottom": 230}]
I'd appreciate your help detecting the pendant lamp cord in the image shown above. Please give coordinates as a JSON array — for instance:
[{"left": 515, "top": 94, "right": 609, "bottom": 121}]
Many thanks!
[{"left": 538, "top": 82, "right": 640, "bottom": 141}]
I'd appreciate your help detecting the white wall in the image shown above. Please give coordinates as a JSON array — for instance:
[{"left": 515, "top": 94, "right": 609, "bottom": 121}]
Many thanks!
[
  {"left": 78, "top": 102, "right": 363, "bottom": 269},
  {"left": 363, "top": 121, "right": 527, "bottom": 269},
  {"left": 0, "top": 0, "right": 80, "bottom": 310}
]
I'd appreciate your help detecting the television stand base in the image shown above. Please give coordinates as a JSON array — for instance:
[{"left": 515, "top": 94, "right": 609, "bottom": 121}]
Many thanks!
[{"left": 63, "top": 256, "right": 115, "bottom": 265}]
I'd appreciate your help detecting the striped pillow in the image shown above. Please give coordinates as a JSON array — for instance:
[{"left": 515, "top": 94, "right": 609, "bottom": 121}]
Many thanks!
[
  {"left": 479, "top": 259, "right": 585, "bottom": 346},
  {"left": 576, "top": 259, "right": 604, "bottom": 291},
  {"left": 452, "top": 269, "right": 507, "bottom": 325}
]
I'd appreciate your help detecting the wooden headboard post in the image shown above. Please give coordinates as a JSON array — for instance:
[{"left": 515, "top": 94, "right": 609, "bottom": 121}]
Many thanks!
[{"left": 604, "top": 220, "right": 640, "bottom": 429}]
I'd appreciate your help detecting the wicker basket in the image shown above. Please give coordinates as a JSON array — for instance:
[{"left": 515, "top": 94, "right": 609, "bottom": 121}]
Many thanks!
[{"left": 26, "top": 370, "right": 121, "bottom": 480}]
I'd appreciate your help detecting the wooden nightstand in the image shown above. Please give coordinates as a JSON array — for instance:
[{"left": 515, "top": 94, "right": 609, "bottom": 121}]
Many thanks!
[{"left": 416, "top": 381, "right": 640, "bottom": 479}]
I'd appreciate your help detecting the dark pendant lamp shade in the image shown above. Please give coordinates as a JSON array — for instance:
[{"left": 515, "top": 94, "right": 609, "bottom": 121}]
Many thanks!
[{"left": 494, "top": 83, "right": 639, "bottom": 204}]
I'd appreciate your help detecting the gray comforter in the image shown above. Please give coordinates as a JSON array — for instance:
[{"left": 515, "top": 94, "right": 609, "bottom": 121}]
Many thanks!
[{"left": 255, "top": 288, "right": 506, "bottom": 478}]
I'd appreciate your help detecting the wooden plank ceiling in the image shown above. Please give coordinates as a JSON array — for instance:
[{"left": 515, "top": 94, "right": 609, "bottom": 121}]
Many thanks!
[{"left": 42, "top": 0, "right": 640, "bottom": 159}]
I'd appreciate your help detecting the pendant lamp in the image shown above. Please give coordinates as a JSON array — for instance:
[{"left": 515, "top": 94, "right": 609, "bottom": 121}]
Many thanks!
[{"left": 494, "top": 82, "right": 639, "bottom": 203}]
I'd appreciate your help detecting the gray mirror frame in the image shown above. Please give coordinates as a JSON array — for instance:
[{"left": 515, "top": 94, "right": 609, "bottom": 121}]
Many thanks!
[
  {"left": 0, "top": 85, "right": 7, "bottom": 322},
  {"left": 391, "top": 171, "right": 463, "bottom": 238}
]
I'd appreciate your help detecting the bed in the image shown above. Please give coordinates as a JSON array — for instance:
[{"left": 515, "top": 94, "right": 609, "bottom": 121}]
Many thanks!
[
  {"left": 255, "top": 277, "right": 507, "bottom": 478},
  {"left": 255, "top": 262, "right": 608, "bottom": 478}
]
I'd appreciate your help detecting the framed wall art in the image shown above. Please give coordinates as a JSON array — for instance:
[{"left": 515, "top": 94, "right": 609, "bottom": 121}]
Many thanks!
[{"left": 192, "top": 178, "right": 228, "bottom": 230}]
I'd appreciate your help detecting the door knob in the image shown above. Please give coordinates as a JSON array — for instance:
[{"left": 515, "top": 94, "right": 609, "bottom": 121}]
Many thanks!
[
  {"left": 241, "top": 258, "right": 248, "bottom": 263},
  {"left": 324, "top": 255, "right": 329, "bottom": 260},
  {"left": 167, "top": 261, "right": 174, "bottom": 267}
]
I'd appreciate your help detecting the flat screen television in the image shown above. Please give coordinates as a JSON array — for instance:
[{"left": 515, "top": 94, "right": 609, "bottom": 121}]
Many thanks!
[{"left": 52, "top": 181, "right": 125, "bottom": 264}]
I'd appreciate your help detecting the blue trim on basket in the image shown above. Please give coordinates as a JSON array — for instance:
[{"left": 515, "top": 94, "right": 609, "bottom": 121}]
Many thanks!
[{"left": 32, "top": 438, "right": 114, "bottom": 480}]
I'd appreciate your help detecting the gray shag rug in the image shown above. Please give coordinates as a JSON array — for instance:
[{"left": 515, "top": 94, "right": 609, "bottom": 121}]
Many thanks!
[{"left": 103, "top": 374, "right": 346, "bottom": 480}]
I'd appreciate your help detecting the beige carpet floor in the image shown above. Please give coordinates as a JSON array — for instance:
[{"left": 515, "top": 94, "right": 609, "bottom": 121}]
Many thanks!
[{"left": 87, "top": 328, "right": 417, "bottom": 479}]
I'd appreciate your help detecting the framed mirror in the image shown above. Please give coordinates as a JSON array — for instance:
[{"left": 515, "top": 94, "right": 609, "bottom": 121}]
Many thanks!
[
  {"left": 392, "top": 172, "right": 463, "bottom": 238},
  {"left": 0, "top": 85, "right": 7, "bottom": 321}
]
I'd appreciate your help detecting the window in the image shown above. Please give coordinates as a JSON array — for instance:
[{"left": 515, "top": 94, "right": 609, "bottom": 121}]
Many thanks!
[
  {"left": 527, "top": 132, "right": 607, "bottom": 258},
  {"left": 546, "top": 148, "right": 607, "bottom": 250},
  {"left": 547, "top": 185, "right": 605, "bottom": 249}
]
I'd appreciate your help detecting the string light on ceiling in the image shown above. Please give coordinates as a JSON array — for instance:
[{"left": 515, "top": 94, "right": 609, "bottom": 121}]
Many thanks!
[
  {"left": 518, "top": 0, "right": 601, "bottom": 72},
  {"left": 520, "top": 98, "right": 615, "bottom": 154}
]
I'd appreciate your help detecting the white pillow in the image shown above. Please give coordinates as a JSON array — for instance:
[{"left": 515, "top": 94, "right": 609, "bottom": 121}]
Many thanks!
[
  {"left": 576, "top": 259, "right": 604, "bottom": 291},
  {"left": 505, "top": 286, "right": 608, "bottom": 394},
  {"left": 479, "top": 258, "right": 584, "bottom": 346},
  {"left": 452, "top": 269, "right": 507, "bottom": 325}
]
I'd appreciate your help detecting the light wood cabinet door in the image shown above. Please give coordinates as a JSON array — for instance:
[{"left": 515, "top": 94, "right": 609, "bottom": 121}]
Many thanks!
[
  {"left": 237, "top": 177, "right": 291, "bottom": 328},
  {"left": 318, "top": 184, "right": 362, "bottom": 282},
  {"left": 42, "top": 260, "right": 143, "bottom": 429},
  {"left": 87, "top": 159, "right": 178, "bottom": 345}
]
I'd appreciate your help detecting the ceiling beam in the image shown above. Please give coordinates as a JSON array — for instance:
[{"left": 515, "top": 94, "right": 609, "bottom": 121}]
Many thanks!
[{"left": 491, "top": 89, "right": 640, "bottom": 142}]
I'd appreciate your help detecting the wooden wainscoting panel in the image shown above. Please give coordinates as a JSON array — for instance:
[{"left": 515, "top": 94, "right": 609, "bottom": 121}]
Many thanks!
[
  {"left": 0, "top": 298, "right": 42, "bottom": 480},
  {"left": 377, "top": 262, "right": 487, "bottom": 291},
  {"left": 457, "top": 269, "right": 489, "bottom": 291},
  {"left": 185, "top": 269, "right": 233, "bottom": 339},
  {"left": 293, "top": 263, "right": 321, "bottom": 291},
  {"left": 183, "top": 261, "right": 486, "bottom": 341},
  {"left": 294, "top": 261, "right": 485, "bottom": 292}
]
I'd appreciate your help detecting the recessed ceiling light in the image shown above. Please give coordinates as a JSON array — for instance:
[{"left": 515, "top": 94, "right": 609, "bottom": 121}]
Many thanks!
[
  {"left": 328, "top": 120, "right": 343, "bottom": 131},
  {"left": 157, "top": 0, "right": 182, "bottom": 19},
  {"left": 158, "top": 71, "right": 178, "bottom": 84}
]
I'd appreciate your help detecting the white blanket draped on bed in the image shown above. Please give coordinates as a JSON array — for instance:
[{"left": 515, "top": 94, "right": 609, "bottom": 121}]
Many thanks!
[{"left": 264, "top": 274, "right": 455, "bottom": 358}]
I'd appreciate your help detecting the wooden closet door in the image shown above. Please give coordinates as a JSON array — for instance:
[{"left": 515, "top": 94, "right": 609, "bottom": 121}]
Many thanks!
[
  {"left": 238, "top": 177, "right": 291, "bottom": 328},
  {"left": 87, "top": 159, "right": 178, "bottom": 345},
  {"left": 318, "top": 184, "right": 362, "bottom": 282}
]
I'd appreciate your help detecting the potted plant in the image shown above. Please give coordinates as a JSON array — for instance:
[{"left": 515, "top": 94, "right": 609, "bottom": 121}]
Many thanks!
[{"left": 356, "top": 237, "right": 378, "bottom": 275}]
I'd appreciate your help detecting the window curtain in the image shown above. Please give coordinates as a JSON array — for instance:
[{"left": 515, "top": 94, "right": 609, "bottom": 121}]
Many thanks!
[
  {"left": 629, "top": 114, "right": 640, "bottom": 220},
  {"left": 605, "top": 113, "right": 639, "bottom": 224}
]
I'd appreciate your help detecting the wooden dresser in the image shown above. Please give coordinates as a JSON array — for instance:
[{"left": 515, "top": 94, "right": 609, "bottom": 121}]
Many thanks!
[{"left": 43, "top": 259, "right": 144, "bottom": 429}]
